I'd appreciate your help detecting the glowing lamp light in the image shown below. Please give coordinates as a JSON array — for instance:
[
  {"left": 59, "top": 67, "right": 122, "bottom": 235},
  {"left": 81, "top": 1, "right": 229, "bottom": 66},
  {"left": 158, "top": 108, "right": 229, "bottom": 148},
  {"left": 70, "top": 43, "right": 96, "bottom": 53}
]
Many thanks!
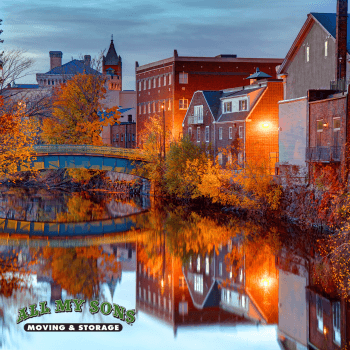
[
  {"left": 323, "top": 326, "right": 328, "bottom": 336},
  {"left": 261, "top": 278, "right": 270, "bottom": 288},
  {"left": 161, "top": 279, "right": 164, "bottom": 288},
  {"left": 262, "top": 122, "right": 270, "bottom": 129}
]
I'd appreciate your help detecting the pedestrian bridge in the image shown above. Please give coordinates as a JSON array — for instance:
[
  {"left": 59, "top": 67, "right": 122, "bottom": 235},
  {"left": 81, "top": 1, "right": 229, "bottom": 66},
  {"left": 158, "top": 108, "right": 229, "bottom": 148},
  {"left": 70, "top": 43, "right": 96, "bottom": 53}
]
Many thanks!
[{"left": 28, "top": 144, "right": 146, "bottom": 174}]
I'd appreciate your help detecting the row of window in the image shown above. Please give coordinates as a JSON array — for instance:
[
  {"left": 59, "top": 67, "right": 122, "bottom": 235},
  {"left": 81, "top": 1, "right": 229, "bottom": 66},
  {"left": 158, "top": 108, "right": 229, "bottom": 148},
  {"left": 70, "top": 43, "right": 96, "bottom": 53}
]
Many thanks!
[
  {"left": 305, "top": 41, "right": 329, "bottom": 63},
  {"left": 112, "top": 134, "right": 135, "bottom": 143},
  {"left": 138, "top": 99, "right": 188, "bottom": 114},
  {"left": 188, "top": 125, "right": 244, "bottom": 143},
  {"left": 138, "top": 74, "right": 172, "bottom": 91},
  {"left": 221, "top": 289, "right": 248, "bottom": 310},
  {"left": 139, "top": 287, "right": 172, "bottom": 312}
]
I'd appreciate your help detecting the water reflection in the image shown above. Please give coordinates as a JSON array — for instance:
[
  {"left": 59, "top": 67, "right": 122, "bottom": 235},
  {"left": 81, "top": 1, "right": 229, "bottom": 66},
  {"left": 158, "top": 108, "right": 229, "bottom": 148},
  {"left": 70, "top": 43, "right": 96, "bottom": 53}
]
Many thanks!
[{"left": 0, "top": 202, "right": 348, "bottom": 349}]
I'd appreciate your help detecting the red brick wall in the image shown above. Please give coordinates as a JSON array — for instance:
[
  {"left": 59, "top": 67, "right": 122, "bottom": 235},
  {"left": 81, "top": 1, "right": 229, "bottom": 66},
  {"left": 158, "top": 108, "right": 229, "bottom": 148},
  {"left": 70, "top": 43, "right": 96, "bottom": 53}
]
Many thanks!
[
  {"left": 245, "top": 81, "right": 283, "bottom": 171},
  {"left": 110, "top": 123, "right": 137, "bottom": 148}
]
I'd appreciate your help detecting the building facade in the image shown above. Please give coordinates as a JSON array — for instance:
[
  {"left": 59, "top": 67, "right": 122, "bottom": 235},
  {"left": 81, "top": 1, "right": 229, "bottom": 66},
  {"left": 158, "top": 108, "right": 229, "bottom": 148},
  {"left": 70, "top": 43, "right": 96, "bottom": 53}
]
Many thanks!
[{"left": 135, "top": 51, "right": 283, "bottom": 143}]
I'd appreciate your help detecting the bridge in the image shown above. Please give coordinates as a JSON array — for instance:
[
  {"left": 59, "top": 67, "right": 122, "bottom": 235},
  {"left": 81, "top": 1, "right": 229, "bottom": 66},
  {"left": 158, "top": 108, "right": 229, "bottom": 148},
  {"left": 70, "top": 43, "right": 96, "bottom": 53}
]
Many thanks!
[
  {"left": 0, "top": 212, "right": 149, "bottom": 247},
  {"left": 27, "top": 144, "right": 147, "bottom": 174}
]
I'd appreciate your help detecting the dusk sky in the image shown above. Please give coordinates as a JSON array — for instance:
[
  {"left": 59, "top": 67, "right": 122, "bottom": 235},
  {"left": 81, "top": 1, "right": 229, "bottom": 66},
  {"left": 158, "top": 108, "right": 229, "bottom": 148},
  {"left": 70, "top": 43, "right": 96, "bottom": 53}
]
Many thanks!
[{"left": 0, "top": 0, "right": 336, "bottom": 90}]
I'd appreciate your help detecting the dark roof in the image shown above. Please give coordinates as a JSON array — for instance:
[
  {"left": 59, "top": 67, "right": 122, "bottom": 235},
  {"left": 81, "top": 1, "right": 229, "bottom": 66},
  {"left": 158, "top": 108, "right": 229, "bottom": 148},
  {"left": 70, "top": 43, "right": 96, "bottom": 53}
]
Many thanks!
[
  {"left": 103, "top": 40, "right": 121, "bottom": 65},
  {"left": 245, "top": 67, "right": 272, "bottom": 80},
  {"left": 45, "top": 59, "right": 100, "bottom": 75},
  {"left": 202, "top": 90, "right": 223, "bottom": 120},
  {"left": 218, "top": 111, "right": 250, "bottom": 123},
  {"left": 311, "top": 13, "right": 350, "bottom": 53},
  {"left": 118, "top": 107, "right": 133, "bottom": 113},
  {"left": 222, "top": 86, "right": 263, "bottom": 98}
]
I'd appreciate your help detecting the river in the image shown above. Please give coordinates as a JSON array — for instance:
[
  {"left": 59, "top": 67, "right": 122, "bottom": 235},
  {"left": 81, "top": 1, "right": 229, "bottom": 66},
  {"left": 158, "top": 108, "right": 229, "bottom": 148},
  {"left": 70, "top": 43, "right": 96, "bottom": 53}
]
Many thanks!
[{"left": 0, "top": 188, "right": 345, "bottom": 350}]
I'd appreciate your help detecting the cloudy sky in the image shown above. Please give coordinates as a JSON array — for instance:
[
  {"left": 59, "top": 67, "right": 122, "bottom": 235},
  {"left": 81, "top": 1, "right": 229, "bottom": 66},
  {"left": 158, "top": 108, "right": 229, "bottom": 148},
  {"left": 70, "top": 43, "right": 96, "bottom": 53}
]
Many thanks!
[{"left": 0, "top": 0, "right": 336, "bottom": 90}]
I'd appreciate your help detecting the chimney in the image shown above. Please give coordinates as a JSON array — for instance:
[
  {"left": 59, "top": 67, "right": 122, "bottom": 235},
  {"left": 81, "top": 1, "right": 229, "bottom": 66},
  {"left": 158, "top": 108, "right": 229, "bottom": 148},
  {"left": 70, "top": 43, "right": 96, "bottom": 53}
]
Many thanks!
[
  {"left": 49, "top": 51, "right": 62, "bottom": 71},
  {"left": 335, "top": 0, "right": 348, "bottom": 80},
  {"left": 84, "top": 55, "right": 91, "bottom": 67}
]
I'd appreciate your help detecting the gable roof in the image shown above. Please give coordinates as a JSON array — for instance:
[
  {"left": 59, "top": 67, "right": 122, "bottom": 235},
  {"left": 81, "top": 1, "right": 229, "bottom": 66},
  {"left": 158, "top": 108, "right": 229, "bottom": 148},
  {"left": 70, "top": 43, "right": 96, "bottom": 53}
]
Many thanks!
[
  {"left": 45, "top": 59, "right": 100, "bottom": 75},
  {"left": 202, "top": 90, "right": 223, "bottom": 120},
  {"left": 278, "top": 12, "right": 350, "bottom": 75}
]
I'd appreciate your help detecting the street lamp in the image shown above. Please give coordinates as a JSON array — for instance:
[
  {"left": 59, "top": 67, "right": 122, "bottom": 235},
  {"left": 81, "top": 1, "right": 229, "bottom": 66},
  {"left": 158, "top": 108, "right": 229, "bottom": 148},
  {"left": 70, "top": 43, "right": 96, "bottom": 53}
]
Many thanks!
[{"left": 161, "top": 103, "right": 165, "bottom": 159}]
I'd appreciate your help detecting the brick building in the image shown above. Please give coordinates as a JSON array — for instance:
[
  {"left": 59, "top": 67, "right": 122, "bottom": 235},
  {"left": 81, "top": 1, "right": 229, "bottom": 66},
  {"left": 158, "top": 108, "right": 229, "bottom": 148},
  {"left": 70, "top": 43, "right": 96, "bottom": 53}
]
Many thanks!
[
  {"left": 183, "top": 75, "right": 283, "bottom": 173},
  {"left": 135, "top": 51, "right": 283, "bottom": 143}
]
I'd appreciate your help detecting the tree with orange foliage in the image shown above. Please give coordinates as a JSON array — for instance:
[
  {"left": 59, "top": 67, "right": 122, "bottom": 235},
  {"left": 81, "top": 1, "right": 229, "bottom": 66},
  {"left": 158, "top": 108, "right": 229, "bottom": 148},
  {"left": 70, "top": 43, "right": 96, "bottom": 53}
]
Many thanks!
[
  {"left": 41, "top": 73, "right": 119, "bottom": 145},
  {"left": 0, "top": 96, "right": 39, "bottom": 177}
]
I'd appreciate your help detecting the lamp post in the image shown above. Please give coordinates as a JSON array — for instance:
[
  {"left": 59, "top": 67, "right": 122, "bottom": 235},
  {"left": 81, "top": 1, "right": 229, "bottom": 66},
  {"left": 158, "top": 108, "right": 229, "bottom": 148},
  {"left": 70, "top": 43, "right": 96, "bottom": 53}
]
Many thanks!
[{"left": 162, "top": 103, "right": 166, "bottom": 159}]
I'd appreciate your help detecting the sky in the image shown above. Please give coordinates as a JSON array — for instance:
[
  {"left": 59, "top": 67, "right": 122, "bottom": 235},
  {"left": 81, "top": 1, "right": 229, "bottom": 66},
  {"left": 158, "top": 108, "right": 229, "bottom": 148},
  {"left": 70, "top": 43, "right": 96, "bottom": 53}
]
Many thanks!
[{"left": 0, "top": 0, "right": 337, "bottom": 90}]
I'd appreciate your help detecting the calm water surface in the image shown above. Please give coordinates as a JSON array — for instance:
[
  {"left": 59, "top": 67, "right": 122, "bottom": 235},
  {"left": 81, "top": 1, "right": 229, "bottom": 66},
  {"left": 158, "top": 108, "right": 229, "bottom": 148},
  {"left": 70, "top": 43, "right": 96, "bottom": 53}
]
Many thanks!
[{"left": 0, "top": 190, "right": 343, "bottom": 350}]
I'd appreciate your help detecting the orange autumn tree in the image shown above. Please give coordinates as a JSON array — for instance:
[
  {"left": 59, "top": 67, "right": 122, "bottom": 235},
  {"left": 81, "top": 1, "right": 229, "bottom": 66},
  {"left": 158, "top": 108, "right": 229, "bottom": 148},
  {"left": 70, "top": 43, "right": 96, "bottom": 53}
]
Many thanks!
[
  {"left": 41, "top": 73, "right": 119, "bottom": 145},
  {"left": 0, "top": 96, "right": 39, "bottom": 177}
]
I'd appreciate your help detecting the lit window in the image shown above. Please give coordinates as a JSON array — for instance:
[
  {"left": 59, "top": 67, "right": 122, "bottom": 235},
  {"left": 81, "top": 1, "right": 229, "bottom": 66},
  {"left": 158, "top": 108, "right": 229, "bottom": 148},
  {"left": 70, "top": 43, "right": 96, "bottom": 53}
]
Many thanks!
[
  {"left": 316, "top": 295, "right": 323, "bottom": 333},
  {"left": 189, "top": 256, "right": 192, "bottom": 269},
  {"left": 205, "top": 256, "right": 209, "bottom": 275},
  {"left": 219, "top": 262, "right": 223, "bottom": 276},
  {"left": 179, "top": 72, "right": 188, "bottom": 84},
  {"left": 138, "top": 81, "right": 142, "bottom": 91},
  {"left": 224, "top": 101, "right": 232, "bottom": 113},
  {"left": 197, "top": 127, "right": 200, "bottom": 142},
  {"left": 229, "top": 127, "right": 232, "bottom": 139},
  {"left": 169, "top": 74, "right": 172, "bottom": 85},
  {"left": 239, "top": 100, "right": 247, "bottom": 111},
  {"left": 333, "top": 302, "right": 341, "bottom": 345},
  {"left": 219, "top": 127, "right": 223, "bottom": 140},
  {"left": 168, "top": 99, "right": 172, "bottom": 111},
  {"left": 306, "top": 46, "right": 310, "bottom": 62},
  {"left": 194, "top": 274, "right": 203, "bottom": 294},
  {"left": 179, "top": 276, "right": 185, "bottom": 288},
  {"left": 164, "top": 75, "right": 166, "bottom": 86},
  {"left": 218, "top": 152, "right": 223, "bottom": 165},
  {"left": 197, "top": 256, "right": 201, "bottom": 272},
  {"left": 333, "top": 117, "right": 340, "bottom": 131},
  {"left": 205, "top": 126, "right": 209, "bottom": 142},
  {"left": 179, "top": 99, "right": 188, "bottom": 110},
  {"left": 325, "top": 41, "right": 328, "bottom": 57}
]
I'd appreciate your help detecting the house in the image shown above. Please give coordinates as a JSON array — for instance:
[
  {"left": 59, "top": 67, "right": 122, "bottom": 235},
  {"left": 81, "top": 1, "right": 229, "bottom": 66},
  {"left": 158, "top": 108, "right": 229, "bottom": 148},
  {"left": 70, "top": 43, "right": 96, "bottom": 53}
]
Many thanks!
[
  {"left": 135, "top": 51, "right": 283, "bottom": 143},
  {"left": 276, "top": 0, "right": 350, "bottom": 180},
  {"left": 183, "top": 73, "right": 283, "bottom": 173}
]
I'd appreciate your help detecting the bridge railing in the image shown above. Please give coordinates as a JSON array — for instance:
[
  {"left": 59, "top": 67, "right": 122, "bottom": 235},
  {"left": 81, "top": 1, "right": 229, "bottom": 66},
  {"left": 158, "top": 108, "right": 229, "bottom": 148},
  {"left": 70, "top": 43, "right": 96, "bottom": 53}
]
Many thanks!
[{"left": 33, "top": 144, "right": 146, "bottom": 160}]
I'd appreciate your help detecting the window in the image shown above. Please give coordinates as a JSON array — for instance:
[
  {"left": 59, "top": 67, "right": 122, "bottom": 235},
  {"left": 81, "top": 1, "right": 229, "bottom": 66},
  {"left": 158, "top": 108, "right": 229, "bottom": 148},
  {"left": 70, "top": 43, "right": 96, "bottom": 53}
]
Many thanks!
[
  {"left": 164, "top": 297, "right": 167, "bottom": 310},
  {"left": 179, "top": 72, "right": 188, "bottom": 84},
  {"left": 143, "top": 288, "right": 147, "bottom": 301},
  {"left": 188, "top": 127, "right": 192, "bottom": 138},
  {"left": 239, "top": 126, "right": 244, "bottom": 139},
  {"left": 228, "top": 153, "right": 232, "bottom": 164},
  {"left": 153, "top": 102, "right": 156, "bottom": 113},
  {"left": 164, "top": 75, "right": 166, "bottom": 86},
  {"left": 238, "top": 152, "right": 243, "bottom": 165},
  {"left": 219, "top": 127, "right": 223, "bottom": 140},
  {"left": 148, "top": 79, "right": 151, "bottom": 89},
  {"left": 158, "top": 76, "right": 161, "bottom": 87},
  {"left": 218, "top": 152, "right": 223, "bottom": 165},
  {"left": 333, "top": 302, "right": 341, "bottom": 345},
  {"left": 239, "top": 100, "right": 247, "bottom": 111},
  {"left": 169, "top": 74, "right": 172, "bottom": 85},
  {"left": 179, "top": 301, "right": 188, "bottom": 315},
  {"left": 148, "top": 103, "right": 151, "bottom": 113},
  {"left": 179, "top": 99, "right": 188, "bottom": 110},
  {"left": 316, "top": 295, "right": 323, "bottom": 333},
  {"left": 194, "top": 274, "right": 203, "bottom": 294},
  {"left": 205, "top": 126, "right": 209, "bottom": 142},
  {"left": 189, "top": 256, "right": 192, "bottom": 269},
  {"left": 197, "top": 127, "right": 200, "bottom": 142},
  {"left": 128, "top": 114, "right": 132, "bottom": 122},
  {"left": 132, "top": 134, "right": 135, "bottom": 141},
  {"left": 153, "top": 78, "right": 156, "bottom": 88},
  {"left": 144, "top": 80, "right": 147, "bottom": 90},
  {"left": 138, "top": 81, "right": 142, "bottom": 91},
  {"left": 224, "top": 101, "right": 232, "bottom": 113},
  {"left": 153, "top": 293, "right": 156, "bottom": 305},
  {"left": 179, "top": 276, "right": 185, "bottom": 288},
  {"left": 306, "top": 46, "right": 310, "bottom": 62},
  {"left": 116, "top": 134, "right": 119, "bottom": 141},
  {"left": 229, "top": 127, "right": 233, "bottom": 139},
  {"left": 139, "top": 287, "right": 142, "bottom": 298},
  {"left": 325, "top": 41, "right": 328, "bottom": 57},
  {"left": 168, "top": 99, "right": 172, "bottom": 111},
  {"left": 138, "top": 105, "right": 141, "bottom": 114},
  {"left": 148, "top": 290, "right": 151, "bottom": 303},
  {"left": 205, "top": 256, "right": 209, "bottom": 275},
  {"left": 194, "top": 105, "right": 203, "bottom": 122},
  {"left": 121, "top": 134, "right": 124, "bottom": 142},
  {"left": 317, "top": 120, "right": 323, "bottom": 147},
  {"left": 143, "top": 105, "right": 146, "bottom": 114},
  {"left": 197, "top": 256, "right": 201, "bottom": 272},
  {"left": 219, "top": 262, "right": 223, "bottom": 276},
  {"left": 334, "top": 117, "right": 340, "bottom": 147}
]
